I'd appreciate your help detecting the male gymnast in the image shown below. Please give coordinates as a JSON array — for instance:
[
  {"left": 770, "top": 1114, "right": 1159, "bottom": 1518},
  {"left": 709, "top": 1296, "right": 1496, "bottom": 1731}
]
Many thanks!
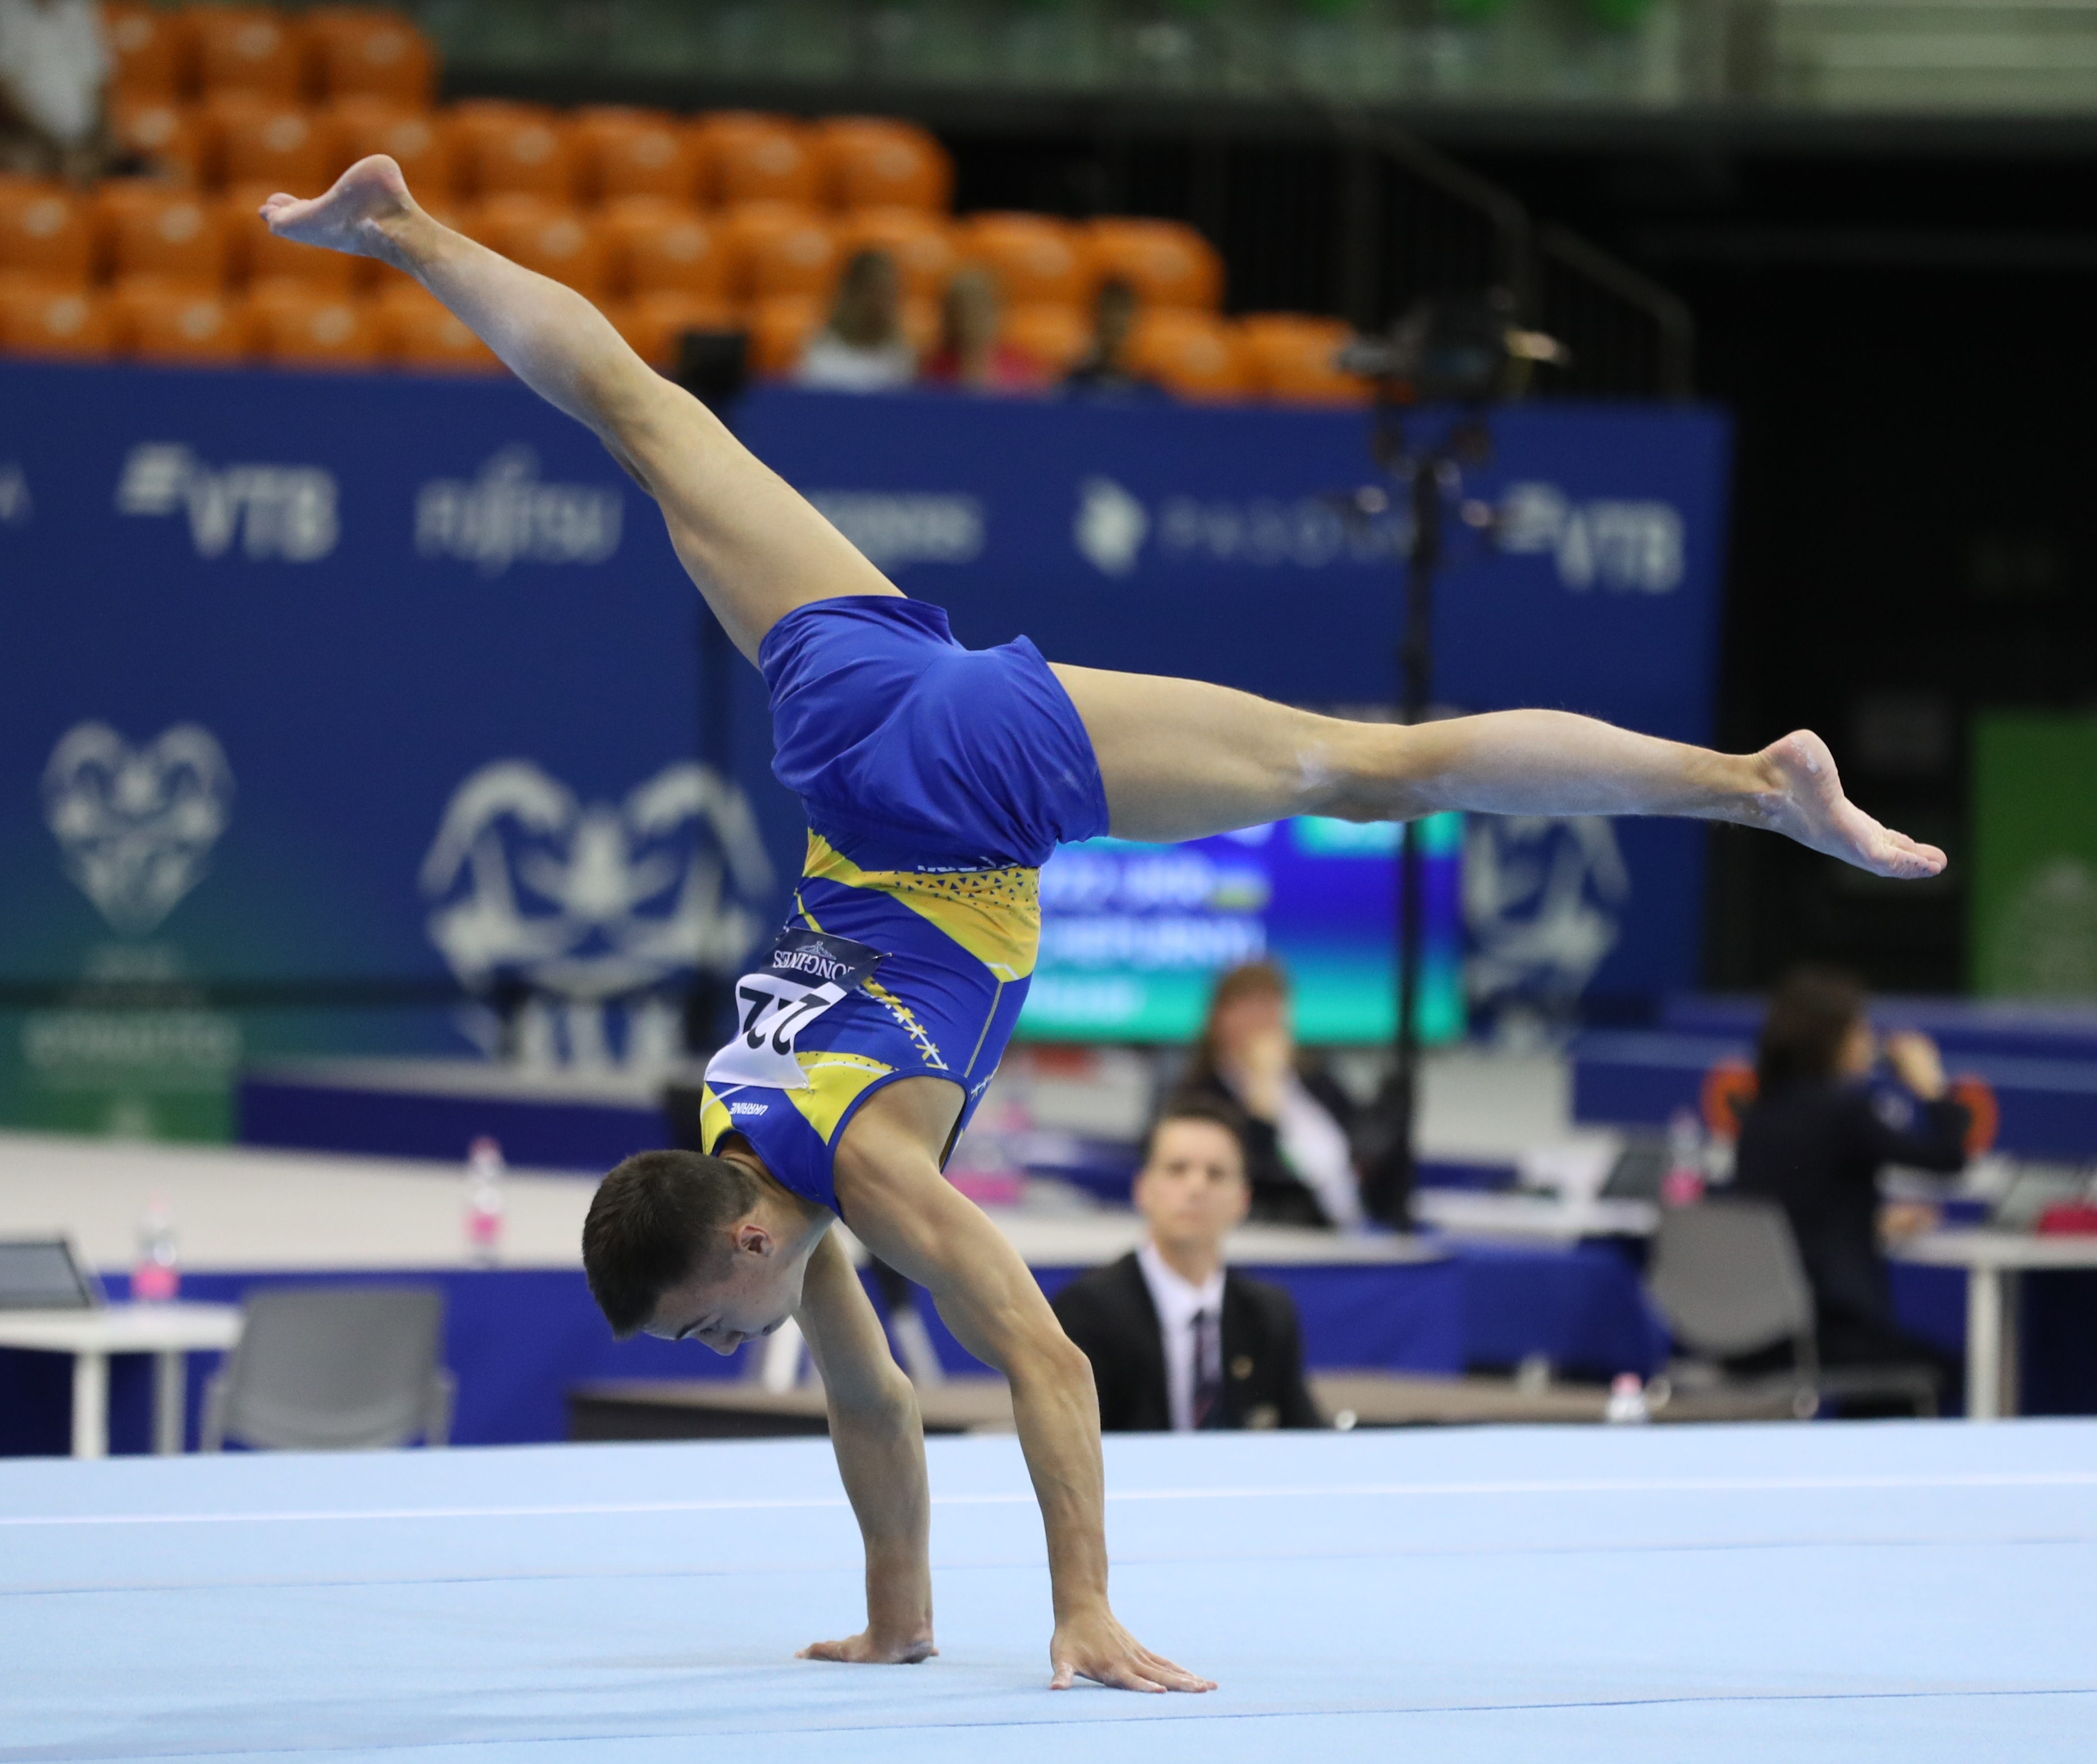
[{"left": 263, "top": 158, "right": 1946, "bottom": 1697}]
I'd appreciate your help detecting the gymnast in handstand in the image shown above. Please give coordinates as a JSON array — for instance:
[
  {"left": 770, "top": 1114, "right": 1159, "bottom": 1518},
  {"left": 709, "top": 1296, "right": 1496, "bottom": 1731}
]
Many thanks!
[{"left": 264, "top": 158, "right": 1944, "bottom": 1695}]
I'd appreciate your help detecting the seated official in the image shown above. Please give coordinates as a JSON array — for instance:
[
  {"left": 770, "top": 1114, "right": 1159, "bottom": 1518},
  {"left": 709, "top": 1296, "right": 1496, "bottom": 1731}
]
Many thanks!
[
  {"left": 1178, "top": 959, "right": 1363, "bottom": 1228},
  {"left": 1732, "top": 966, "right": 1969, "bottom": 1384},
  {"left": 1052, "top": 1098, "right": 1322, "bottom": 1433}
]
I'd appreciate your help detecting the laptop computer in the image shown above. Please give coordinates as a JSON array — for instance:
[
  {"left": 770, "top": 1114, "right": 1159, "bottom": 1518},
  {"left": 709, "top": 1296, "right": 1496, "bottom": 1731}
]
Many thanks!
[{"left": 0, "top": 1237, "right": 105, "bottom": 1310}]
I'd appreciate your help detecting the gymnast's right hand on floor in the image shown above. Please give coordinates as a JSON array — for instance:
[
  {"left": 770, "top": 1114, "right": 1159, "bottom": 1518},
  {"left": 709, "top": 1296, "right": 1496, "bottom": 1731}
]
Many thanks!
[{"left": 1050, "top": 1608, "right": 1216, "bottom": 1694}]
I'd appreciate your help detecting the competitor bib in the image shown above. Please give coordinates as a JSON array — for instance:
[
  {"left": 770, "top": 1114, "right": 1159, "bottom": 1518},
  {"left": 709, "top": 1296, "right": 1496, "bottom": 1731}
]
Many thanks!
[{"left": 704, "top": 929, "right": 884, "bottom": 1092}]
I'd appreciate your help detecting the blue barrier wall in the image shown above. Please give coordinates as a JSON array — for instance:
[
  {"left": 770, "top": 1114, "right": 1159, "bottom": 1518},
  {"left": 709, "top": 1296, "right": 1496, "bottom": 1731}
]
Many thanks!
[{"left": 0, "top": 365, "right": 1729, "bottom": 1132}]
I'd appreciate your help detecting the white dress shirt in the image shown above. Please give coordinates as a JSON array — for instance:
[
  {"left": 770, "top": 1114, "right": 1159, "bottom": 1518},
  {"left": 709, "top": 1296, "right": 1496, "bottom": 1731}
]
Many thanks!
[
  {"left": 793, "top": 329, "right": 917, "bottom": 392},
  {"left": 0, "top": 0, "right": 107, "bottom": 148},
  {"left": 1135, "top": 1240, "right": 1225, "bottom": 1433},
  {"left": 1276, "top": 1072, "right": 1364, "bottom": 1228}
]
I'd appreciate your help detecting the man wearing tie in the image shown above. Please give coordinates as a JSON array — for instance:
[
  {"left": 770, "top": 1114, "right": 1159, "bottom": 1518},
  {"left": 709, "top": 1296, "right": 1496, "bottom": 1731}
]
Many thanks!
[{"left": 1051, "top": 1097, "right": 1323, "bottom": 1432}]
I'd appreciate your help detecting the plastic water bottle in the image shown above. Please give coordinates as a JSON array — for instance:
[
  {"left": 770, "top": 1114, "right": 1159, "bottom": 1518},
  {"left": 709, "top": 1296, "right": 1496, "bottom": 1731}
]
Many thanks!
[
  {"left": 132, "top": 1195, "right": 180, "bottom": 1303},
  {"left": 1659, "top": 1107, "right": 1707, "bottom": 1208},
  {"left": 1604, "top": 1373, "right": 1651, "bottom": 1424},
  {"left": 464, "top": 1136, "right": 505, "bottom": 1265}
]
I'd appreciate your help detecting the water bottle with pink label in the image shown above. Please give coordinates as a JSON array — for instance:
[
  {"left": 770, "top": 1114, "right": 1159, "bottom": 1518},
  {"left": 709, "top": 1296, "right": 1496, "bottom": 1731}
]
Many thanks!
[
  {"left": 132, "top": 1195, "right": 180, "bottom": 1303},
  {"left": 463, "top": 1137, "right": 505, "bottom": 1265}
]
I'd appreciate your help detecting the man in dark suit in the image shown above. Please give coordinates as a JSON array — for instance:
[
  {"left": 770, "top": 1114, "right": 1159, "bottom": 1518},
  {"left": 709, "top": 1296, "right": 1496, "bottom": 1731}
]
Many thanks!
[{"left": 1052, "top": 1097, "right": 1323, "bottom": 1432}]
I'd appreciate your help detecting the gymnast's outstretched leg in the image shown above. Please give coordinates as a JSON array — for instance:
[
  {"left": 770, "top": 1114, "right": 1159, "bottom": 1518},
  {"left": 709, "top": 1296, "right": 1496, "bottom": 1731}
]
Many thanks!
[{"left": 1048, "top": 664, "right": 1945, "bottom": 879}]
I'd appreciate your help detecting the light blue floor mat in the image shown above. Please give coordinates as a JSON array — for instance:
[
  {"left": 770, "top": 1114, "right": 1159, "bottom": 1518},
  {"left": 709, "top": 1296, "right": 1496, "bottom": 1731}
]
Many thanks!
[{"left": 5, "top": 1421, "right": 2095, "bottom": 1762}]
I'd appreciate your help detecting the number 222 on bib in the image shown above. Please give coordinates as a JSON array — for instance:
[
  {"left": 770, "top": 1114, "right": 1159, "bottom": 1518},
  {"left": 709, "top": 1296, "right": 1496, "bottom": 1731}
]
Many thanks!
[{"left": 705, "top": 930, "right": 884, "bottom": 1092}]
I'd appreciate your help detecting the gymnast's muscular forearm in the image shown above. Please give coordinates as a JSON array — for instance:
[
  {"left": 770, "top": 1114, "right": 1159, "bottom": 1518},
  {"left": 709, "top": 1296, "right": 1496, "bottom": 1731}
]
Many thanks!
[
  {"left": 1365, "top": 709, "right": 1775, "bottom": 823},
  {"left": 796, "top": 1233, "right": 934, "bottom": 1648}
]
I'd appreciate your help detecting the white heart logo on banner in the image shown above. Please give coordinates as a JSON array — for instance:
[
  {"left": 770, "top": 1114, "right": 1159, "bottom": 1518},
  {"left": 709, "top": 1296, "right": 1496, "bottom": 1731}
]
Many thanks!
[{"left": 43, "top": 722, "right": 235, "bottom": 936}]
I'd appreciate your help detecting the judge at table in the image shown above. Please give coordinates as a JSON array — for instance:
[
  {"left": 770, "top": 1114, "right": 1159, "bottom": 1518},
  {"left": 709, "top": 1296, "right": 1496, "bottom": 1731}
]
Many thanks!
[
  {"left": 1732, "top": 966, "right": 1970, "bottom": 1386},
  {"left": 1051, "top": 1097, "right": 1322, "bottom": 1433}
]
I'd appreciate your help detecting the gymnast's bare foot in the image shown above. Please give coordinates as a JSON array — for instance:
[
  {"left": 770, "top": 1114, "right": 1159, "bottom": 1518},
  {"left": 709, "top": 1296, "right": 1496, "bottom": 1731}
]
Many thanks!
[
  {"left": 1750, "top": 729, "right": 1946, "bottom": 880},
  {"left": 259, "top": 155, "right": 415, "bottom": 265}
]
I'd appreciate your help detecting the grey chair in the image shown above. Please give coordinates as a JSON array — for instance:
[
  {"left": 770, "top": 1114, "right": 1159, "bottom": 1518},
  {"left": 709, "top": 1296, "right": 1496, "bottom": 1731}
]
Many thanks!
[
  {"left": 202, "top": 1287, "right": 456, "bottom": 1451},
  {"left": 1645, "top": 1196, "right": 1940, "bottom": 1420}
]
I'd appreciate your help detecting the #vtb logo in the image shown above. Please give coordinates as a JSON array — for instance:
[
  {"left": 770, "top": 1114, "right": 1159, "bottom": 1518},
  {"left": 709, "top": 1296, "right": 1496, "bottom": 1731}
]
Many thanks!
[
  {"left": 116, "top": 444, "right": 339, "bottom": 561},
  {"left": 43, "top": 722, "right": 235, "bottom": 935},
  {"left": 420, "top": 760, "right": 774, "bottom": 1006}
]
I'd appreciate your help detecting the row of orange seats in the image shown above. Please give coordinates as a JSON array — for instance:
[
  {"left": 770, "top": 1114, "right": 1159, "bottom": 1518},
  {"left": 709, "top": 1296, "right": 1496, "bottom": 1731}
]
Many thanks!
[
  {"left": 0, "top": 274, "right": 1363, "bottom": 403},
  {"left": 113, "top": 96, "right": 961, "bottom": 219},
  {"left": 106, "top": 3, "right": 436, "bottom": 107},
  {"left": 0, "top": 177, "right": 1223, "bottom": 315}
]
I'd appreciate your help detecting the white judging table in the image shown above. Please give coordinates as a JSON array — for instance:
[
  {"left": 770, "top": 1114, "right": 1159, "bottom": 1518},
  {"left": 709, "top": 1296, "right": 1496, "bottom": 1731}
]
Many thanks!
[
  {"left": 1893, "top": 1230, "right": 2097, "bottom": 1421},
  {"left": 0, "top": 1304, "right": 243, "bottom": 1458}
]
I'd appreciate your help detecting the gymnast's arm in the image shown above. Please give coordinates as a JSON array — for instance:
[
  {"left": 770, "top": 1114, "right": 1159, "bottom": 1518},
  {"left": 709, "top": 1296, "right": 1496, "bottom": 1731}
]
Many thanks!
[
  {"left": 833, "top": 1119, "right": 1214, "bottom": 1694},
  {"left": 259, "top": 155, "right": 894, "bottom": 662},
  {"left": 790, "top": 1230, "right": 938, "bottom": 1666}
]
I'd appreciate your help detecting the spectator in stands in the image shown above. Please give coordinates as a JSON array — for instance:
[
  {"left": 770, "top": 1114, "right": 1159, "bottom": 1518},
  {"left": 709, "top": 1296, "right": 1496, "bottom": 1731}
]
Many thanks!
[
  {"left": 1732, "top": 967, "right": 1968, "bottom": 1388},
  {"left": 1051, "top": 1096, "right": 1321, "bottom": 1432},
  {"left": 1177, "top": 959, "right": 1363, "bottom": 1229},
  {"left": 795, "top": 248, "right": 915, "bottom": 392},
  {"left": 0, "top": 0, "right": 110, "bottom": 182},
  {"left": 1064, "top": 276, "right": 1154, "bottom": 395},
  {"left": 919, "top": 264, "right": 1045, "bottom": 393}
]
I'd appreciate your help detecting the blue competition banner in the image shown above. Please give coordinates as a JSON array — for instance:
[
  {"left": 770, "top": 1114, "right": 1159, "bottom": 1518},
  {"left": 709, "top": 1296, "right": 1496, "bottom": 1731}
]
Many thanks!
[{"left": 0, "top": 365, "right": 1726, "bottom": 1137}]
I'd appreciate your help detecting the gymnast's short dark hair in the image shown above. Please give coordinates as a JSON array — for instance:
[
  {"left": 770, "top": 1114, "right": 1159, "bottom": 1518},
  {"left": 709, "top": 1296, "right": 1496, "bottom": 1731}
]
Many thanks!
[
  {"left": 582, "top": 1149, "right": 762, "bottom": 1339},
  {"left": 1142, "top": 1093, "right": 1250, "bottom": 1173}
]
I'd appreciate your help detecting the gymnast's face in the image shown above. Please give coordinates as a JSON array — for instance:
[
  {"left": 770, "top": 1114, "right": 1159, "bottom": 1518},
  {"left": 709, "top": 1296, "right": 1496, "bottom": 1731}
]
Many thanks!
[{"left": 642, "top": 1218, "right": 809, "bottom": 1356}]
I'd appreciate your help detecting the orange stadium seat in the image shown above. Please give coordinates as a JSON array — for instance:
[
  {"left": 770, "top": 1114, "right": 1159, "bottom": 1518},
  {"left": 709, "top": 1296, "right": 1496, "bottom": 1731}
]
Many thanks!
[
  {"left": 1126, "top": 309, "right": 1246, "bottom": 401},
  {"left": 700, "top": 114, "right": 819, "bottom": 208},
  {"left": 248, "top": 283, "right": 383, "bottom": 366},
  {"left": 1236, "top": 313, "right": 1366, "bottom": 405},
  {"left": 962, "top": 214, "right": 1094, "bottom": 307},
  {"left": 1086, "top": 218, "right": 1223, "bottom": 312},
  {"left": 899, "top": 294, "right": 939, "bottom": 356},
  {"left": 1002, "top": 301, "right": 1090, "bottom": 377},
  {"left": 306, "top": 7, "right": 437, "bottom": 107},
  {"left": 213, "top": 103, "right": 337, "bottom": 196},
  {"left": 191, "top": 8, "right": 308, "bottom": 102},
  {"left": 835, "top": 208, "right": 954, "bottom": 299},
  {"left": 471, "top": 205, "right": 608, "bottom": 300},
  {"left": 598, "top": 198, "right": 726, "bottom": 299},
  {"left": 102, "top": 187, "right": 230, "bottom": 288},
  {"left": 717, "top": 202, "right": 833, "bottom": 302},
  {"left": 452, "top": 103, "right": 576, "bottom": 202},
  {"left": 111, "top": 282, "right": 251, "bottom": 362},
  {"left": 326, "top": 99, "right": 456, "bottom": 194},
  {"left": 223, "top": 184, "right": 358, "bottom": 291},
  {"left": 608, "top": 290, "right": 739, "bottom": 371},
  {"left": 110, "top": 97, "right": 205, "bottom": 184},
  {"left": 573, "top": 107, "right": 702, "bottom": 207},
  {"left": 740, "top": 209, "right": 839, "bottom": 301},
  {"left": 816, "top": 118, "right": 952, "bottom": 214},
  {"left": 373, "top": 282, "right": 503, "bottom": 373},
  {"left": 0, "top": 182, "right": 94, "bottom": 286},
  {"left": 746, "top": 292, "right": 822, "bottom": 376},
  {"left": 0, "top": 280, "right": 114, "bottom": 357},
  {"left": 104, "top": 3, "right": 194, "bottom": 99}
]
